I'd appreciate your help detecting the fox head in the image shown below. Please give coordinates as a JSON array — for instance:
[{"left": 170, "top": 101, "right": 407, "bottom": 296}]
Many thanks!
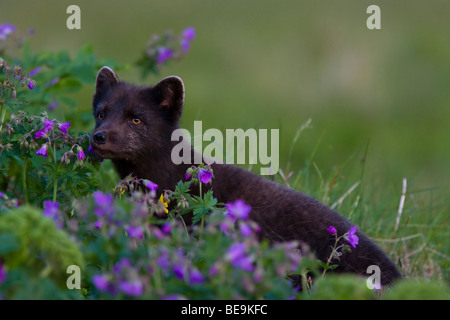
[{"left": 90, "top": 66, "right": 185, "bottom": 162}]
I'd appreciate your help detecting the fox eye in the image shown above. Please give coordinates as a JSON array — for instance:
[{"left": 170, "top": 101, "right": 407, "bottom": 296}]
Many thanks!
[
  {"left": 97, "top": 113, "right": 105, "bottom": 120},
  {"left": 132, "top": 118, "right": 142, "bottom": 125}
]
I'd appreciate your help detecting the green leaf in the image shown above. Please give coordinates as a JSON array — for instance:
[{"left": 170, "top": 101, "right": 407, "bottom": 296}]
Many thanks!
[{"left": 0, "top": 232, "right": 21, "bottom": 254}]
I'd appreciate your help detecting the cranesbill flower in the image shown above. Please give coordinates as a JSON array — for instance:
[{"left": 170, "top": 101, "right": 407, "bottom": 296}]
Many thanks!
[
  {"left": 144, "top": 180, "right": 158, "bottom": 192},
  {"left": 28, "top": 67, "right": 41, "bottom": 77},
  {"left": 77, "top": 147, "right": 86, "bottom": 160},
  {"left": 34, "top": 129, "right": 47, "bottom": 139},
  {"left": 43, "top": 200, "right": 62, "bottom": 229},
  {"left": 197, "top": 168, "right": 212, "bottom": 184},
  {"left": 226, "top": 242, "right": 254, "bottom": 272},
  {"left": 189, "top": 268, "right": 204, "bottom": 285},
  {"left": 182, "top": 27, "right": 196, "bottom": 41},
  {"left": 125, "top": 225, "right": 144, "bottom": 239},
  {"left": 46, "top": 77, "right": 59, "bottom": 87},
  {"left": 327, "top": 226, "right": 337, "bottom": 235},
  {"left": 225, "top": 199, "right": 251, "bottom": 222},
  {"left": 36, "top": 144, "right": 48, "bottom": 158},
  {"left": 92, "top": 274, "right": 109, "bottom": 291},
  {"left": 344, "top": 225, "right": 359, "bottom": 248},
  {"left": 181, "top": 40, "right": 191, "bottom": 54},
  {"left": 58, "top": 121, "right": 71, "bottom": 136},
  {"left": 239, "top": 222, "right": 253, "bottom": 237},
  {"left": 93, "top": 191, "right": 114, "bottom": 217},
  {"left": 0, "top": 263, "right": 6, "bottom": 284},
  {"left": 157, "top": 47, "right": 173, "bottom": 65},
  {"left": 43, "top": 120, "right": 55, "bottom": 132},
  {"left": 119, "top": 280, "right": 143, "bottom": 297},
  {"left": 94, "top": 220, "right": 102, "bottom": 229},
  {"left": 173, "top": 263, "right": 185, "bottom": 281},
  {"left": 0, "top": 23, "right": 16, "bottom": 40}
]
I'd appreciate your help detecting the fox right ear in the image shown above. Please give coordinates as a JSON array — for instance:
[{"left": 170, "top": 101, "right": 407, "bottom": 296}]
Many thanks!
[{"left": 95, "top": 66, "right": 119, "bottom": 93}]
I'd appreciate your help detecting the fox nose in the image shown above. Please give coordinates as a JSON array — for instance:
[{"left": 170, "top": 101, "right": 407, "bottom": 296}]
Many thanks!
[{"left": 92, "top": 131, "right": 107, "bottom": 144}]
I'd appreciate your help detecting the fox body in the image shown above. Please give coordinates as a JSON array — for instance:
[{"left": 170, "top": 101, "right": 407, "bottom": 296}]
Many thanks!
[{"left": 91, "top": 67, "right": 401, "bottom": 285}]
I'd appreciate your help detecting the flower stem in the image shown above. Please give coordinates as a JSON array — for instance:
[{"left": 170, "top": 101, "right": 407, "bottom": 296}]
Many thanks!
[
  {"left": 22, "top": 157, "right": 29, "bottom": 204},
  {"left": 0, "top": 102, "right": 6, "bottom": 133},
  {"left": 53, "top": 178, "right": 58, "bottom": 202}
]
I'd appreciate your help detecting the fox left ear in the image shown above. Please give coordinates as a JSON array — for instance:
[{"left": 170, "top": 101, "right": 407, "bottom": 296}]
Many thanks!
[
  {"left": 152, "top": 76, "right": 185, "bottom": 121},
  {"left": 95, "top": 66, "right": 119, "bottom": 94}
]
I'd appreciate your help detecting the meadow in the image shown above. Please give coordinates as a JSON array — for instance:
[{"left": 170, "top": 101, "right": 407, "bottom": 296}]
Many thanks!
[{"left": 0, "top": 0, "right": 449, "bottom": 299}]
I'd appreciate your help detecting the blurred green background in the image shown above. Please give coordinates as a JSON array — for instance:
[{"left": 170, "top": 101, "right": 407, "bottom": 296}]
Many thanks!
[{"left": 2, "top": 0, "right": 450, "bottom": 193}]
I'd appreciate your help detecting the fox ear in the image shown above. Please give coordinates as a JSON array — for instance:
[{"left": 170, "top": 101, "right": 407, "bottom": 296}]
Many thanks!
[
  {"left": 95, "top": 66, "right": 119, "bottom": 94},
  {"left": 152, "top": 76, "right": 185, "bottom": 121}
]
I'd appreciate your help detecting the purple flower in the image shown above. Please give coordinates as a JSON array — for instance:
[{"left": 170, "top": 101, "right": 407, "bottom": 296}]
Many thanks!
[
  {"left": 344, "top": 225, "right": 359, "bottom": 248},
  {"left": 46, "top": 77, "right": 59, "bottom": 87},
  {"left": 92, "top": 274, "right": 109, "bottom": 291},
  {"left": 125, "top": 225, "right": 144, "bottom": 239},
  {"left": 93, "top": 191, "right": 114, "bottom": 217},
  {"left": 239, "top": 222, "right": 253, "bottom": 237},
  {"left": 0, "top": 192, "right": 5, "bottom": 199},
  {"left": 182, "top": 27, "right": 196, "bottom": 41},
  {"left": 225, "top": 199, "right": 251, "bottom": 222},
  {"left": 58, "top": 121, "right": 71, "bottom": 136},
  {"left": 47, "top": 99, "right": 59, "bottom": 111},
  {"left": 157, "top": 250, "right": 171, "bottom": 272},
  {"left": 94, "top": 220, "right": 102, "bottom": 229},
  {"left": 327, "top": 226, "right": 337, "bottom": 235},
  {"left": 185, "top": 172, "right": 191, "bottom": 180},
  {"left": 0, "top": 23, "right": 16, "bottom": 40},
  {"left": 43, "top": 120, "right": 55, "bottom": 132},
  {"left": 36, "top": 144, "right": 48, "bottom": 158},
  {"left": 157, "top": 47, "right": 173, "bottom": 65},
  {"left": 0, "top": 263, "right": 6, "bottom": 284},
  {"left": 226, "top": 243, "right": 255, "bottom": 272},
  {"left": 29, "top": 67, "right": 41, "bottom": 77},
  {"left": 27, "top": 80, "right": 34, "bottom": 90},
  {"left": 34, "top": 129, "right": 47, "bottom": 139},
  {"left": 197, "top": 168, "right": 212, "bottom": 184},
  {"left": 77, "top": 147, "right": 86, "bottom": 160},
  {"left": 43, "top": 200, "right": 62, "bottom": 229},
  {"left": 161, "top": 223, "right": 172, "bottom": 235},
  {"left": 181, "top": 40, "right": 191, "bottom": 53},
  {"left": 173, "top": 263, "right": 185, "bottom": 281},
  {"left": 189, "top": 268, "right": 204, "bottom": 284},
  {"left": 113, "top": 258, "right": 131, "bottom": 273},
  {"left": 144, "top": 180, "right": 158, "bottom": 192},
  {"left": 119, "top": 280, "right": 143, "bottom": 297}
]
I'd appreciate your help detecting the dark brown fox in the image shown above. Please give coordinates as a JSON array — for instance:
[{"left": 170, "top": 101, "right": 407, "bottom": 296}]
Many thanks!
[{"left": 90, "top": 66, "right": 401, "bottom": 286}]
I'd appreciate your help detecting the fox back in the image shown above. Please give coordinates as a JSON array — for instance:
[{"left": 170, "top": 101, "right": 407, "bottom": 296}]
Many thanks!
[{"left": 91, "top": 67, "right": 402, "bottom": 286}]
